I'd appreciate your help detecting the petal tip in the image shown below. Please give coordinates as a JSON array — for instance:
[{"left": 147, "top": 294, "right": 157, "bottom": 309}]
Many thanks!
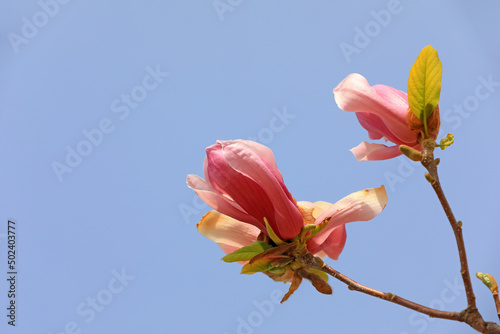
[{"left": 375, "top": 185, "right": 389, "bottom": 209}]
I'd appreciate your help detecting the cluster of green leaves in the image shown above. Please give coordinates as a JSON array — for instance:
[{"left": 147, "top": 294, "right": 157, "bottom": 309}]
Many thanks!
[{"left": 222, "top": 218, "right": 330, "bottom": 278}]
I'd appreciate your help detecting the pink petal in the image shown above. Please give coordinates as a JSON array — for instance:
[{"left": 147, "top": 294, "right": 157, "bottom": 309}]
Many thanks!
[
  {"left": 372, "top": 84, "right": 409, "bottom": 113},
  {"left": 333, "top": 73, "right": 416, "bottom": 144},
  {"left": 230, "top": 140, "right": 284, "bottom": 181},
  {"left": 307, "top": 186, "right": 388, "bottom": 254},
  {"left": 220, "top": 141, "right": 303, "bottom": 241},
  {"left": 350, "top": 142, "right": 403, "bottom": 161},
  {"left": 197, "top": 210, "right": 260, "bottom": 252},
  {"left": 356, "top": 112, "right": 401, "bottom": 143},
  {"left": 319, "top": 226, "right": 347, "bottom": 260},
  {"left": 205, "top": 144, "right": 275, "bottom": 232},
  {"left": 186, "top": 174, "right": 263, "bottom": 228}
]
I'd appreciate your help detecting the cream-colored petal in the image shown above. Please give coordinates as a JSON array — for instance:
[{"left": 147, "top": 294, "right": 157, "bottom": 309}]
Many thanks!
[
  {"left": 298, "top": 205, "right": 316, "bottom": 224},
  {"left": 307, "top": 186, "right": 388, "bottom": 255},
  {"left": 197, "top": 210, "right": 260, "bottom": 252},
  {"left": 297, "top": 201, "right": 333, "bottom": 224},
  {"left": 311, "top": 201, "right": 333, "bottom": 219}
]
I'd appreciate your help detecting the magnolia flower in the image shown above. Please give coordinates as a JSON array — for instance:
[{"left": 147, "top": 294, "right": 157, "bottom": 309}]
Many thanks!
[
  {"left": 333, "top": 73, "right": 438, "bottom": 161},
  {"left": 187, "top": 139, "right": 388, "bottom": 262}
]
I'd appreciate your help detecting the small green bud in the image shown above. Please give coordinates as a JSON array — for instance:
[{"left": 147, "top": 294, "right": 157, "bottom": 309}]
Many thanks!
[
  {"left": 399, "top": 145, "right": 423, "bottom": 162},
  {"left": 476, "top": 272, "right": 498, "bottom": 293},
  {"left": 425, "top": 172, "right": 435, "bottom": 183}
]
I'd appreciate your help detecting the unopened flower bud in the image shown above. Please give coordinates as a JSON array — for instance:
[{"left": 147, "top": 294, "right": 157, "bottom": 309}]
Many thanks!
[
  {"left": 476, "top": 272, "right": 499, "bottom": 294},
  {"left": 399, "top": 145, "right": 422, "bottom": 162}
]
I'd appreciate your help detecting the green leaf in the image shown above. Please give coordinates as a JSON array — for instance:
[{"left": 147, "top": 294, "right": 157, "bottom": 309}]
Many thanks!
[
  {"left": 439, "top": 133, "right": 454, "bottom": 150},
  {"left": 241, "top": 258, "right": 274, "bottom": 275},
  {"left": 408, "top": 45, "right": 443, "bottom": 135},
  {"left": 249, "top": 241, "right": 297, "bottom": 264},
  {"left": 221, "top": 241, "right": 273, "bottom": 263}
]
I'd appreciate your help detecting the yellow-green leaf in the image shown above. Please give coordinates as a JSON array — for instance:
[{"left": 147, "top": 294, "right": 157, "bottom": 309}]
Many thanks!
[
  {"left": 408, "top": 45, "right": 443, "bottom": 135},
  {"left": 241, "top": 258, "right": 274, "bottom": 275},
  {"left": 439, "top": 133, "right": 454, "bottom": 150},
  {"left": 221, "top": 241, "right": 273, "bottom": 263}
]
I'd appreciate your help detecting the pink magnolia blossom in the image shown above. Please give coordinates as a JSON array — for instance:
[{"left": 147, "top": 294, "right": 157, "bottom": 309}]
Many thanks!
[
  {"left": 187, "top": 139, "right": 303, "bottom": 241},
  {"left": 333, "top": 73, "right": 431, "bottom": 161},
  {"left": 187, "top": 139, "right": 388, "bottom": 261}
]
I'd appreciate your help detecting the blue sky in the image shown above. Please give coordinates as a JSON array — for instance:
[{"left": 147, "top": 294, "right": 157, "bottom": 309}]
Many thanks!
[{"left": 0, "top": 1, "right": 499, "bottom": 333}]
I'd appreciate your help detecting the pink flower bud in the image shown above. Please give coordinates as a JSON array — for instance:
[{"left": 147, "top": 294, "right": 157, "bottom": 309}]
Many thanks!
[
  {"left": 187, "top": 139, "right": 303, "bottom": 241},
  {"left": 333, "top": 73, "right": 435, "bottom": 161},
  {"left": 189, "top": 140, "right": 388, "bottom": 261}
]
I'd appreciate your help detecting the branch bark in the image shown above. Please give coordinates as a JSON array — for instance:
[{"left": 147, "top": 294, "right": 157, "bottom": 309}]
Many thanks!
[
  {"left": 297, "top": 252, "right": 500, "bottom": 333},
  {"left": 420, "top": 139, "right": 476, "bottom": 310},
  {"left": 297, "top": 253, "right": 460, "bottom": 320}
]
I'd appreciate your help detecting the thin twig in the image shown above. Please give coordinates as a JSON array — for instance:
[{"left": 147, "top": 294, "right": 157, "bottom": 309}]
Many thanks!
[
  {"left": 297, "top": 253, "right": 459, "bottom": 319},
  {"left": 420, "top": 140, "right": 476, "bottom": 310},
  {"left": 494, "top": 293, "right": 500, "bottom": 322},
  {"left": 321, "top": 261, "right": 460, "bottom": 320},
  {"left": 297, "top": 252, "right": 500, "bottom": 333}
]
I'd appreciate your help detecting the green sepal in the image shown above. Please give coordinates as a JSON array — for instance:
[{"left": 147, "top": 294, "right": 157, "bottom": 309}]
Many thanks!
[
  {"left": 241, "top": 258, "right": 274, "bottom": 275},
  {"left": 408, "top": 45, "right": 443, "bottom": 136},
  {"left": 301, "top": 224, "right": 317, "bottom": 233},
  {"left": 264, "top": 217, "right": 286, "bottom": 245},
  {"left": 267, "top": 266, "right": 288, "bottom": 274},
  {"left": 439, "top": 133, "right": 454, "bottom": 150},
  {"left": 307, "top": 268, "right": 329, "bottom": 282},
  {"left": 304, "top": 218, "right": 330, "bottom": 242},
  {"left": 221, "top": 241, "right": 273, "bottom": 263}
]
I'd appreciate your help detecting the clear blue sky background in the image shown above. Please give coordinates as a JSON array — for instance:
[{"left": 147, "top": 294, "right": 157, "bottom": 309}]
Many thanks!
[{"left": 0, "top": 1, "right": 499, "bottom": 333}]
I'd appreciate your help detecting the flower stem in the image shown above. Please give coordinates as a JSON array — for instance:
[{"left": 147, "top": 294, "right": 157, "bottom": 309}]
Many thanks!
[{"left": 420, "top": 139, "right": 476, "bottom": 310}]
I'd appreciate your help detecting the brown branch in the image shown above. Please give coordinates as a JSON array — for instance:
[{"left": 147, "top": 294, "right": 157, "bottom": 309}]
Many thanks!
[
  {"left": 420, "top": 139, "right": 476, "bottom": 310},
  {"left": 494, "top": 293, "right": 500, "bottom": 322},
  {"left": 298, "top": 254, "right": 460, "bottom": 320},
  {"left": 297, "top": 252, "right": 500, "bottom": 333}
]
